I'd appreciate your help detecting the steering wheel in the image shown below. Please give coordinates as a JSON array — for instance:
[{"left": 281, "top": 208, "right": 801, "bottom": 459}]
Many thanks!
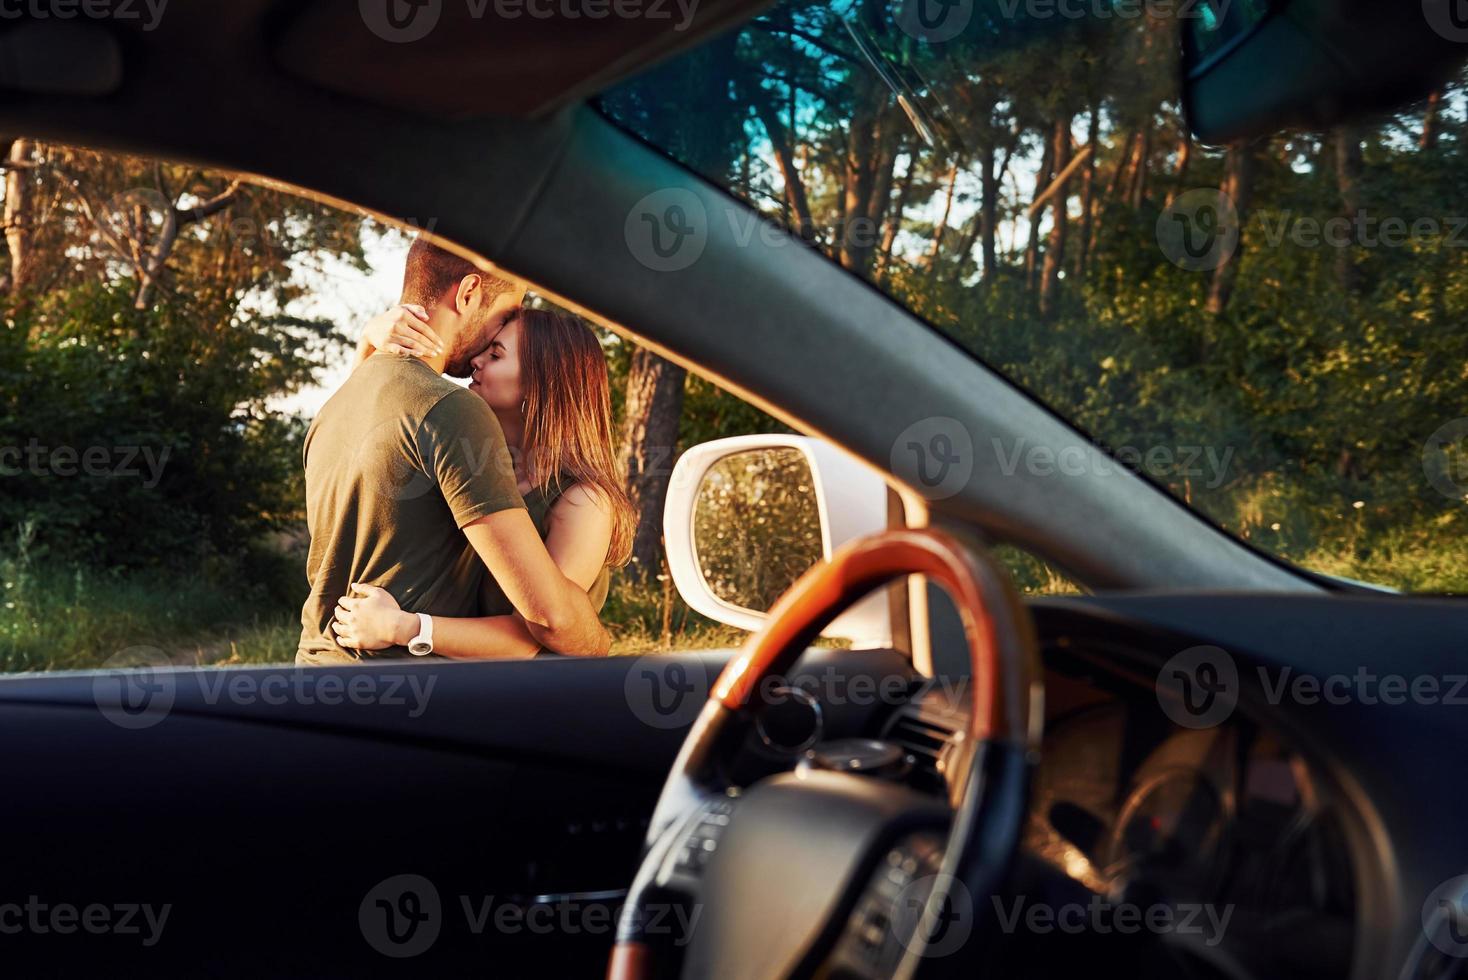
[{"left": 609, "top": 528, "right": 1042, "bottom": 980}]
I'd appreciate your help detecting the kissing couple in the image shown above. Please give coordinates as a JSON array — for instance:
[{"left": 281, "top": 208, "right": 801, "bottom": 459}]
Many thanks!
[{"left": 296, "top": 237, "right": 636, "bottom": 664}]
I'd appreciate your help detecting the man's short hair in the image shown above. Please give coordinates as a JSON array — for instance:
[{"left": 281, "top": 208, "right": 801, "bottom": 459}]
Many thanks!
[{"left": 401, "top": 237, "right": 517, "bottom": 306}]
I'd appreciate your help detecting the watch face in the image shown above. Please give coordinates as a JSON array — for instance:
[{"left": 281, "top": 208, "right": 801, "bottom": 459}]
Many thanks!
[{"left": 409, "top": 642, "right": 432, "bottom": 657}]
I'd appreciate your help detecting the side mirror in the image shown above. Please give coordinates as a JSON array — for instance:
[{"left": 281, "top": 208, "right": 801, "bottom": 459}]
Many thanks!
[
  {"left": 663, "top": 435, "right": 891, "bottom": 647},
  {"left": 1183, "top": 0, "right": 1465, "bottom": 143}
]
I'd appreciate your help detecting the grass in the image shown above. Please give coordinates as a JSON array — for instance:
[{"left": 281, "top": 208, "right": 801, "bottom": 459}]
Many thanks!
[
  {"left": 21, "top": 520, "right": 1456, "bottom": 675},
  {"left": 0, "top": 547, "right": 307, "bottom": 673},
  {"left": 0, "top": 553, "right": 748, "bottom": 674}
]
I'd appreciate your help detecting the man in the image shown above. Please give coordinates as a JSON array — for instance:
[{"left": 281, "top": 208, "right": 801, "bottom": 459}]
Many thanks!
[{"left": 296, "top": 237, "right": 609, "bottom": 664}]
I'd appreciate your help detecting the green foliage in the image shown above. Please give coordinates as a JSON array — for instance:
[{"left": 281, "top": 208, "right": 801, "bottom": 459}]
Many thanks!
[
  {"left": 694, "top": 447, "right": 823, "bottom": 612},
  {"left": 605, "top": 1, "right": 1468, "bottom": 594},
  {"left": 0, "top": 279, "right": 343, "bottom": 569},
  {"left": 0, "top": 547, "right": 302, "bottom": 672}
]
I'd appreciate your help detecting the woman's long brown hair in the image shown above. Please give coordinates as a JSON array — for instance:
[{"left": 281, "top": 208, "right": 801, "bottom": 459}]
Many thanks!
[{"left": 516, "top": 308, "right": 636, "bottom": 567}]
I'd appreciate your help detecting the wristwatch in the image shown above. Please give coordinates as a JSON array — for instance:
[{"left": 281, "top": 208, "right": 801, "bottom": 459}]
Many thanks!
[{"left": 408, "top": 613, "right": 434, "bottom": 657}]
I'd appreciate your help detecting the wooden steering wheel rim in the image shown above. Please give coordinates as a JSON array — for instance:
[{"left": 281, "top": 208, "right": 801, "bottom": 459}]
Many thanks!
[
  {"left": 711, "top": 526, "right": 1038, "bottom": 747},
  {"left": 609, "top": 527, "right": 1040, "bottom": 980}
]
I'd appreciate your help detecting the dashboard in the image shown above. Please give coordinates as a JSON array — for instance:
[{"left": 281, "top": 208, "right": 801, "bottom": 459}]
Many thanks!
[{"left": 732, "top": 601, "right": 1391, "bottom": 980}]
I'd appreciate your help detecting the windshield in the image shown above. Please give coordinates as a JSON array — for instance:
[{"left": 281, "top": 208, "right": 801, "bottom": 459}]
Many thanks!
[{"left": 602, "top": 1, "right": 1468, "bottom": 593}]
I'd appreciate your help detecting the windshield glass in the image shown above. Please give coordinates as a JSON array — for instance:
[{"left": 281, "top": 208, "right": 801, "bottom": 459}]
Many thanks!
[{"left": 602, "top": 0, "right": 1468, "bottom": 593}]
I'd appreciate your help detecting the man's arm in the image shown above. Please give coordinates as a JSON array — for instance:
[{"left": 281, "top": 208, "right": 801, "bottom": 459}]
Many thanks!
[{"left": 462, "top": 509, "right": 610, "bottom": 655}]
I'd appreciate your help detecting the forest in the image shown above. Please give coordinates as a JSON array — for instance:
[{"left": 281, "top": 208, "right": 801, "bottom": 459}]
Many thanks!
[
  {"left": 604, "top": 0, "right": 1468, "bottom": 593},
  {"left": 2, "top": 0, "right": 1468, "bottom": 669}
]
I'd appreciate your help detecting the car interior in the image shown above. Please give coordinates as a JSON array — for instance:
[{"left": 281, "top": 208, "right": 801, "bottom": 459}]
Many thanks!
[{"left": 1, "top": 0, "right": 1466, "bottom": 978}]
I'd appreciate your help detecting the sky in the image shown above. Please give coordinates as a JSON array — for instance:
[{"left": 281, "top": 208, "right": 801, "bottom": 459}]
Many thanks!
[{"left": 270, "top": 224, "right": 414, "bottom": 417}]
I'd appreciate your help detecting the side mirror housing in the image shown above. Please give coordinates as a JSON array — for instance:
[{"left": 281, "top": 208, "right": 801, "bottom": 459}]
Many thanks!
[{"left": 663, "top": 435, "right": 891, "bottom": 646}]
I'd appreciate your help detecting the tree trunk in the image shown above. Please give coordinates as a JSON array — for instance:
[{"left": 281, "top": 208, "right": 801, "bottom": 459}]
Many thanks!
[
  {"left": 1126, "top": 125, "right": 1151, "bottom": 209},
  {"left": 1207, "top": 139, "right": 1257, "bottom": 315},
  {"left": 616, "top": 29, "right": 740, "bottom": 590},
  {"left": 619, "top": 347, "right": 688, "bottom": 584},
  {"left": 862, "top": 126, "right": 901, "bottom": 266},
  {"left": 980, "top": 142, "right": 1000, "bottom": 283},
  {"left": 1075, "top": 108, "right": 1099, "bottom": 278},
  {"left": 749, "top": 82, "right": 816, "bottom": 243},
  {"left": 1039, "top": 117, "right": 1073, "bottom": 318},
  {"left": 1167, "top": 130, "right": 1192, "bottom": 207},
  {"left": 838, "top": 75, "right": 881, "bottom": 271},
  {"left": 1025, "top": 133, "right": 1055, "bottom": 292},
  {"left": 877, "top": 159, "right": 915, "bottom": 277},
  {"left": 1104, "top": 130, "right": 1136, "bottom": 201},
  {"left": 924, "top": 160, "right": 959, "bottom": 276},
  {"left": 1333, "top": 126, "right": 1363, "bottom": 294},
  {"left": 1421, "top": 89, "right": 1443, "bottom": 151},
  {"left": 4, "top": 139, "right": 37, "bottom": 297}
]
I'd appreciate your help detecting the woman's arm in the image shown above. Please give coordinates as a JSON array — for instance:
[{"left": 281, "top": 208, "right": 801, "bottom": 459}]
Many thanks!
[
  {"left": 331, "top": 484, "right": 615, "bottom": 659},
  {"left": 332, "top": 593, "right": 544, "bottom": 660},
  {"left": 353, "top": 304, "right": 442, "bottom": 368}
]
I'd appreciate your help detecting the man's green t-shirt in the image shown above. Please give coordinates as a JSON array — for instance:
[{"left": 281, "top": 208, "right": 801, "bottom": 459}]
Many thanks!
[{"left": 296, "top": 353, "right": 525, "bottom": 664}]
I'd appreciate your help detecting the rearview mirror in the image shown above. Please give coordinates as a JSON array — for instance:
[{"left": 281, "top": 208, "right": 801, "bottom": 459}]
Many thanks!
[
  {"left": 1183, "top": 0, "right": 1466, "bottom": 143},
  {"left": 663, "top": 435, "right": 891, "bottom": 646}
]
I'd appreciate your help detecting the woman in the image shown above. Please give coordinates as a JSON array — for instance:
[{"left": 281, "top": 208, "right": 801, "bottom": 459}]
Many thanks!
[{"left": 331, "top": 304, "right": 635, "bottom": 658}]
